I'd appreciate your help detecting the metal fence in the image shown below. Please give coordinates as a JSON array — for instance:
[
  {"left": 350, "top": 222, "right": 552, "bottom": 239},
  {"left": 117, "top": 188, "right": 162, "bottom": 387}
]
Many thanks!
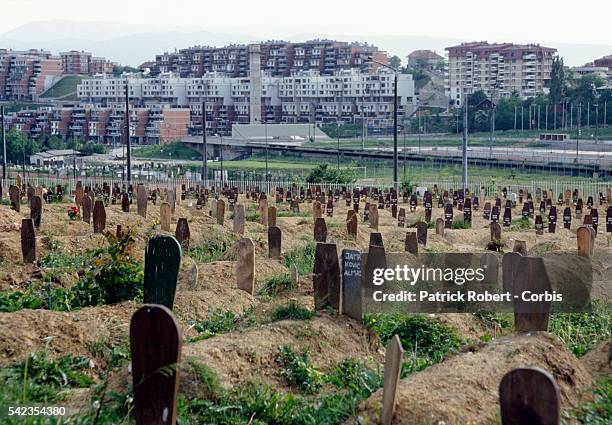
[{"left": 2, "top": 175, "right": 610, "bottom": 201}]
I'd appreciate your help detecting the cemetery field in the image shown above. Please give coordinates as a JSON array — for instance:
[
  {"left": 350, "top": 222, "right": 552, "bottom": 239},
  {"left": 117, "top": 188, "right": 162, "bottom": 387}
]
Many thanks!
[{"left": 0, "top": 185, "right": 610, "bottom": 424}]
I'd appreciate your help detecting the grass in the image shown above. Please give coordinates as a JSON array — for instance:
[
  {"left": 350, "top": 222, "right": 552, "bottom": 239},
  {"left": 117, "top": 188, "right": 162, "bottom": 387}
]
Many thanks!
[
  {"left": 188, "top": 308, "right": 256, "bottom": 342},
  {"left": 451, "top": 218, "right": 471, "bottom": 229},
  {"left": 0, "top": 352, "right": 94, "bottom": 405},
  {"left": 284, "top": 241, "right": 317, "bottom": 276},
  {"left": 563, "top": 376, "right": 611, "bottom": 425},
  {"left": 132, "top": 142, "right": 200, "bottom": 160},
  {"left": 549, "top": 302, "right": 611, "bottom": 357},
  {"left": 364, "top": 314, "right": 464, "bottom": 367},
  {"left": 277, "top": 210, "right": 311, "bottom": 218},
  {"left": 271, "top": 301, "right": 315, "bottom": 322},
  {"left": 509, "top": 216, "right": 532, "bottom": 231},
  {"left": 258, "top": 274, "right": 296, "bottom": 298},
  {"left": 40, "top": 75, "right": 84, "bottom": 99},
  {"left": 277, "top": 346, "right": 324, "bottom": 394},
  {"left": 188, "top": 232, "right": 236, "bottom": 263}
]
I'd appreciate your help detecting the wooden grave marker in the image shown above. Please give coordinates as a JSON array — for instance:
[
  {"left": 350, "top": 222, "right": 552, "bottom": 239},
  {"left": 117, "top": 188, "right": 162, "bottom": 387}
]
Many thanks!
[
  {"left": 233, "top": 204, "right": 245, "bottom": 235},
  {"left": 380, "top": 335, "right": 404, "bottom": 425},
  {"left": 416, "top": 221, "right": 428, "bottom": 246},
  {"left": 216, "top": 199, "right": 226, "bottom": 226},
  {"left": 499, "top": 367, "right": 559, "bottom": 425},
  {"left": 313, "top": 242, "right": 341, "bottom": 311},
  {"left": 513, "top": 257, "right": 552, "bottom": 333},
  {"left": 341, "top": 249, "right": 362, "bottom": 320},
  {"left": 236, "top": 238, "right": 255, "bottom": 294},
  {"left": 174, "top": 218, "right": 190, "bottom": 249},
  {"left": 405, "top": 232, "right": 418, "bottom": 255},
  {"left": 93, "top": 200, "right": 106, "bottom": 233},
  {"left": 268, "top": 226, "right": 282, "bottom": 259},
  {"left": 160, "top": 202, "right": 172, "bottom": 232},
  {"left": 21, "top": 218, "right": 36, "bottom": 263},
  {"left": 137, "top": 184, "right": 147, "bottom": 218},
  {"left": 144, "top": 235, "right": 182, "bottom": 310},
  {"left": 30, "top": 195, "right": 42, "bottom": 228},
  {"left": 130, "top": 305, "right": 181, "bottom": 425},
  {"left": 314, "top": 217, "right": 327, "bottom": 242}
]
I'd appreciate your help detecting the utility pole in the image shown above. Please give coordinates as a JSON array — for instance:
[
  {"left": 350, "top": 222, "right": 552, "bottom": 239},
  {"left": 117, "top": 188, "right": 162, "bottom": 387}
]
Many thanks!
[
  {"left": 489, "top": 89, "right": 495, "bottom": 159},
  {"left": 265, "top": 118, "right": 269, "bottom": 180},
  {"left": 462, "top": 93, "right": 468, "bottom": 192},
  {"left": 393, "top": 71, "right": 398, "bottom": 189},
  {"left": 202, "top": 99, "right": 208, "bottom": 185},
  {"left": 1, "top": 105, "right": 6, "bottom": 181},
  {"left": 576, "top": 103, "right": 581, "bottom": 161},
  {"left": 219, "top": 133, "right": 224, "bottom": 187},
  {"left": 124, "top": 82, "right": 132, "bottom": 185},
  {"left": 336, "top": 122, "right": 340, "bottom": 171}
]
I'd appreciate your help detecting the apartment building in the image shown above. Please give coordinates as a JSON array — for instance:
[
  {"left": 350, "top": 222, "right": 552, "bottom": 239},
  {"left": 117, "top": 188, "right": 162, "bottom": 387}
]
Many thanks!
[
  {"left": 0, "top": 49, "right": 63, "bottom": 101},
  {"left": 60, "top": 50, "right": 116, "bottom": 75},
  {"left": 7, "top": 105, "right": 189, "bottom": 145},
  {"left": 445, "top": 42, "right": 556, "bottom": 106},
  {"left": 77, "top": 68, "right": 415, "bottom": 135},
  {"left": 152, "top": 40, "right": 387, "bottom": 78}
]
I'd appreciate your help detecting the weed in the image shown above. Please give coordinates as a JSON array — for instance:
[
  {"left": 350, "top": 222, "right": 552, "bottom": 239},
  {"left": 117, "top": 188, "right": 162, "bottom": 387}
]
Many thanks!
[
  {"left": 277, "top": 210, "right": 310, "bottom": 218},
  {"left": 271, "top": 301, "right": 314, "bottom": 322},
  {"left": 563, "top": 376, "right": 611, "bottom": 424},
  {"left": 284, "top": 241, "right": 316, "bottom": 276},
  {"left": 451, "top": 219, "right": 471, "bottom": 229},
  {"left": 276, "top": 346, "right": 324, "bottom": 394},
  {"left": 509, "top": 217, "right": 531, "bottom": 231},
  {"left": 364, "top": 314, "right": 463, "bottom": 363},
  {"left": 0, "top": 352, "right": 94, "bottom": 404},
  {"left": 189, "top": 232, "right": 236, "bottom": 263},
  {"left": 549, "top": 302, "right": 611, "bottom": 357},
  {"left": 189, "top": 308, "right": 256, "bottom": 342},
  {"left": 258, "top": 274, "right": 296, "bottom": 298}
]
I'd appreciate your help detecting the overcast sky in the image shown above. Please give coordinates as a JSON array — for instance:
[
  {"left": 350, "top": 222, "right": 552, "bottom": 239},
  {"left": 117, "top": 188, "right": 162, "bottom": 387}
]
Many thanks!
[{"left": 4, "top": 0, "right": 612, "bottom": 46}]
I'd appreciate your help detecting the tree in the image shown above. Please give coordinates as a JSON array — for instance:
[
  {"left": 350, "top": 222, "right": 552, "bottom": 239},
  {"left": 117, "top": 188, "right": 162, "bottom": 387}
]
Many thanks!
[
  {"left": 388, "top": 55, "right": 402, "bottom": 69},
  {"left": 6, "top": 129, "right": 42, "bottom": 165},
  {"left": 549, "top": 56, "right": 566, "bottom": 106},
  {"left": 306, "top": 164, "right": 355, "bottom": 184}
]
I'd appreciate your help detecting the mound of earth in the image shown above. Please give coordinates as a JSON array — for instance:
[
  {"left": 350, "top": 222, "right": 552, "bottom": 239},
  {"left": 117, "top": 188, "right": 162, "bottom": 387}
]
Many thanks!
[
  {"left": 348, "top": 332, "right": 594, "bottom": 425},
  {"left": 181, "top": 314, "right": 382, "bottom": 391},
  {"left": 580, "top": 340, "right": 611, "bottom": 380}
]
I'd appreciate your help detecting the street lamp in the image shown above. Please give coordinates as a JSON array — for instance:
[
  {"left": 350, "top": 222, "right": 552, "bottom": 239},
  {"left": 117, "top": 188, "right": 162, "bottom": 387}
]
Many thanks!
[{"left": 367, "top": 56, "right": 398, "bottom": 189}]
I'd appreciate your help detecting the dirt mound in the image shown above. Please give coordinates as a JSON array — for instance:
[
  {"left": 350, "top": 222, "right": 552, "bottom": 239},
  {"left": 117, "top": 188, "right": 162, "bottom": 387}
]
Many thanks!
[
  {"left": 0, "top": 302, "right": 139, "bottom": 365},
  {"left": 181, "top": 314, "right": 381, "bottom": 391},
  {"left": 349, "top": 332, "right": 594, "bottom": 425},
  {"left": 580, "top": 340, "right": 611, "bottom": 380}
]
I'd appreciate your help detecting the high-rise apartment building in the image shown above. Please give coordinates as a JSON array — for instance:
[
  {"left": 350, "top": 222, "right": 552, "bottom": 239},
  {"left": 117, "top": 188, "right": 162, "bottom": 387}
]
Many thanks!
[
  {"left": 60, "top": 50, "right": 115, "bottom": 75},
  {"left": 445, "top": 42, "right": 556, "bottom": 106},
  {"left": 151, "top": 40, "right": 388, "bottom": 78},
  {"left": 0, "top": 49, "right": 63, "bottom": 101}
]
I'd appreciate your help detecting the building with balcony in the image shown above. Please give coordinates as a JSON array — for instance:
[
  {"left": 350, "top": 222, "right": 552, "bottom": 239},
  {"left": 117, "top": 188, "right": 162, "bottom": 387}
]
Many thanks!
[
  {"left": 445, "top": 42, "right": 556, "bottom": 106},
  {"left": 0, "top": 49, "right": 62, "bottom": 101},
  {"left": 151, "top": 40, "right": 388, "bottom": 78}
]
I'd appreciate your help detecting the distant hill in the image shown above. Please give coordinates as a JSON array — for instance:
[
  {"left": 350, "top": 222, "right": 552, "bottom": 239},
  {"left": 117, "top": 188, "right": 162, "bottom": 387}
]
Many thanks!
[{"left": 1, "top": 20, "right": 611, "bottom": 67}]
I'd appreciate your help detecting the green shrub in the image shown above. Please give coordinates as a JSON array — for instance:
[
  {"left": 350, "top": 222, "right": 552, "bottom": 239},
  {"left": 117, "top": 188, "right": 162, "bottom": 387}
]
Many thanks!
[
  {"left": 451, "top": 219, "right": 471, "bottom": 229},
  {"left": 509, "top": 217, "right": 531, "bottom": 231},
  {"left": 276, "top": 346, "right": 324, "bottom": 394},
  {"left": 0, "top": 352, "right": 93, "bottom": 403},
  {"left": 189, "top": 308, "right": 256, "bottom": 342},
  {"left": 189, "top": 232, "right": 236, "bottom": 263},
  {"left": 271, "top": 302, "right": 314, "bottom": 321},
  {"left": 364, "top": 314, "right": 463, "bottom": 363},
  {"left": 259, "top": 274, "right": 296, "bottom": 297},
  {"left": 549, "top": 302, "right": 611, "bottom": 357},
  {"left": 284, "top": 241, "right": 316, "bottom": 276},
  {"left": 564, "top": 376, "right": 611, "bottom": 424},
  {"left": 71, "top": 229, "right": 144, "bottom": 308}
]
